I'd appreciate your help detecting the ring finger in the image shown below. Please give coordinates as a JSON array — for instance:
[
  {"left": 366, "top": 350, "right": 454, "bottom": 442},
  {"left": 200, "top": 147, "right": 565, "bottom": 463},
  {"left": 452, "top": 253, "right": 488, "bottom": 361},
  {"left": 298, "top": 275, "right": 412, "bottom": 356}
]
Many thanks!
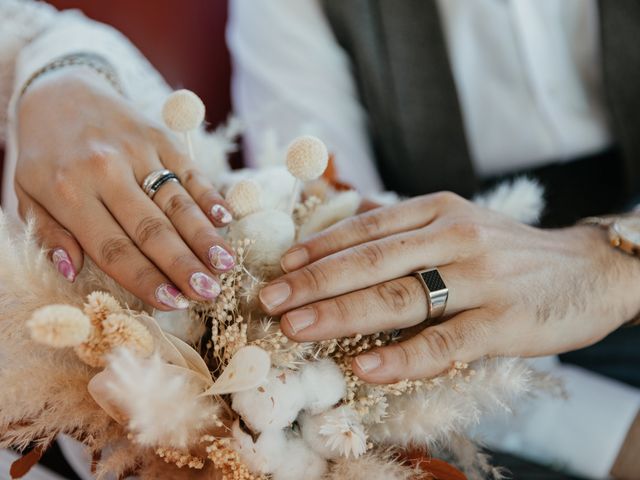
[
  {"left": 152, "top": 180, "right": 235, "bottom": 273},
  {"left": 101, "top": 173, "right": 223, "bottom": 302},
  {"left": 154, "top": 129, "right": 234, "bottom": 227},
  {"left": 280, "top": 266, "right": 483, "bottom": 342}
]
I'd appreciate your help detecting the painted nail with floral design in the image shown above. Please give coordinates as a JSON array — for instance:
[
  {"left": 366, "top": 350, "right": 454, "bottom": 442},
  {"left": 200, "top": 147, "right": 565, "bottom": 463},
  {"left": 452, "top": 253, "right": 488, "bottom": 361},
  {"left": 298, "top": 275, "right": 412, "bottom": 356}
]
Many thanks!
[
  {"left": 155, "top": 283, "right": 190, "bottom": 309},
  {"left": 189, "top": 272, "right": 221, "bottom": 300},
  {"left": 209, "top": 245, "right": 235, "bottom": 271},
  {"left": 210, "top": 204, "right": 233, "bottom": 226},
  {"left": 52, "top": 248, "right": 76, "bottom": 282}
]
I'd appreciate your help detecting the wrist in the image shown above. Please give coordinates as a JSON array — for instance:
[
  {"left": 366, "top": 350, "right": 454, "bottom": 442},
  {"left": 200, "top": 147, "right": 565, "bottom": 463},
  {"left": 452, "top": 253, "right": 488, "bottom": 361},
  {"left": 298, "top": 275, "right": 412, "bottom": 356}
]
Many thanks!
[
  {"left": 572, "top": 224, "right": 640, "bottom": 328},
  {"left": 20, "top": 52, "right": 123, "bottom": 106}
]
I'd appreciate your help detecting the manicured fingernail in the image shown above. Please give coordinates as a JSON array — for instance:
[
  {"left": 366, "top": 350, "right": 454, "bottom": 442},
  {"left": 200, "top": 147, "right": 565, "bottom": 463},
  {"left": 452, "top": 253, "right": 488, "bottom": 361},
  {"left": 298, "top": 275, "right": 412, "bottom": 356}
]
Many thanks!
[
  {"left": 355, "top": 352, "right": 382, "bottom": 373},
  {"left": 156, "top": 283, "right": 190, "bottom": 309},
  {"left": 189, "top": 272, "right": 221, "bottom": 300},
  {"left": 285, "top": 308, "right": 316, "bottom": 334},
  {"left": 281, "top": 247, "right": 309, "bottom": 272},
  {"left": 259, "top": 282, "right": 291, "bottom": 311},
  {"left": 210, "top": 204, "right": 233, "bottom": 225},
  {"left": 209, "top": 245, "right": 235, "bottom": 271},
  {"left": 52, "top": 248, "right": 76, "bottom": 282}
]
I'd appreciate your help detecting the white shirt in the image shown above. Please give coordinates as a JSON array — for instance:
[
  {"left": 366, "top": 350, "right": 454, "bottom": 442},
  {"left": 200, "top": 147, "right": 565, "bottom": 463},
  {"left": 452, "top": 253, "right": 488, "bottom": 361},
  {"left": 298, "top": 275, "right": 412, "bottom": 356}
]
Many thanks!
[{"left": 228, "top": 0, "right": 612, "bottom": 194}]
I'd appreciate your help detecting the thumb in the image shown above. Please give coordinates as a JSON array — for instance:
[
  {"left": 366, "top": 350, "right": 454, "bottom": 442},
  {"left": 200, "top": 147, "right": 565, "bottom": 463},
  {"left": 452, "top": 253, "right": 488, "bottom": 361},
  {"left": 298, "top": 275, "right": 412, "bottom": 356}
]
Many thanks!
[{"left": 352, "top": 309, "right": 492, "bottom": 383}]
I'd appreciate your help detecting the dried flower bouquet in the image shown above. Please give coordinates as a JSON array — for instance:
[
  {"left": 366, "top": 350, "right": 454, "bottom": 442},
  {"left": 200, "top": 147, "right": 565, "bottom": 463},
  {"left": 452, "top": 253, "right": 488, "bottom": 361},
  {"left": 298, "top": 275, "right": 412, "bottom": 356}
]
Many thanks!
[{"left": 0, "top": 91, "right": 551, "bottom": 480}]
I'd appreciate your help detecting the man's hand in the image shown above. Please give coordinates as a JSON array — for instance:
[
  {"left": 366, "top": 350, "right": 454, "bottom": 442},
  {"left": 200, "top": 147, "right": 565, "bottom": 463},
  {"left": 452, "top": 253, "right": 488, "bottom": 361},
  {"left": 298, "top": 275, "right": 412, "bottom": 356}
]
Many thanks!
[{"left": 258, "top": 192, "right": 640, "bottom": 383}]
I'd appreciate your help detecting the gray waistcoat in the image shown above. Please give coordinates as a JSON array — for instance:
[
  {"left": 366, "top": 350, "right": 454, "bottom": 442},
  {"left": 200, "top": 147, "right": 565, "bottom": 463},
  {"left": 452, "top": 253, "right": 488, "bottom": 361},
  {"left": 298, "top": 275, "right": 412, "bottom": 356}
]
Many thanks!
[{"left": 322, "top": 0, "right": 640, "bottom": 198}]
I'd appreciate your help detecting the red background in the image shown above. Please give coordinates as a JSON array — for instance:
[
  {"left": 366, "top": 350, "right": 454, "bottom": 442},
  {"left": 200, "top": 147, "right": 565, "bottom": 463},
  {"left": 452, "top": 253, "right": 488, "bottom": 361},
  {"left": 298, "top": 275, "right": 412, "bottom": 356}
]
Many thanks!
[{"left": 1, "top": 0, "right": 234, "bottom": 193}]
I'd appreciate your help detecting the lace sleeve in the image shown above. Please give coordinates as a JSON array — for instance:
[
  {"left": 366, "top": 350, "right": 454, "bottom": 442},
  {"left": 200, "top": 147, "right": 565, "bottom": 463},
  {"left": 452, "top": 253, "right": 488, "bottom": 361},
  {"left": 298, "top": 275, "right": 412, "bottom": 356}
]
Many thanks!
[
  {"left": 1, "top": 1, "right": 224, "bottom": 216},
  {"left": 0, "top": 0, "right": 57, "bottom": 145}
]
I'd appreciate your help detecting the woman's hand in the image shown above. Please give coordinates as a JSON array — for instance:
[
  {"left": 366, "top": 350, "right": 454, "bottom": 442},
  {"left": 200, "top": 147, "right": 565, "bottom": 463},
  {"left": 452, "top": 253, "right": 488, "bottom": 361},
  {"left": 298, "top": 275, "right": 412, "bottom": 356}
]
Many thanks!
[
  {"left": 16, "top": 69, "right": 235, "bottom": 310},
  {"left": 259, "top": 192, "right": 640, "bottom": 383}
]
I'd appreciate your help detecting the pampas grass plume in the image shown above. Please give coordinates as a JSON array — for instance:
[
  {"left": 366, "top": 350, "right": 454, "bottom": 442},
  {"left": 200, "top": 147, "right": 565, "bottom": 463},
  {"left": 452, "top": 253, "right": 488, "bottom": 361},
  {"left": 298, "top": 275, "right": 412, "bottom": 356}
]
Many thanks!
[
  {"left": 27, "top": 304, "right": 91, "bottom": 347},
  {"left": 103, "top": 349, "right": 218, "bottom": 448}
]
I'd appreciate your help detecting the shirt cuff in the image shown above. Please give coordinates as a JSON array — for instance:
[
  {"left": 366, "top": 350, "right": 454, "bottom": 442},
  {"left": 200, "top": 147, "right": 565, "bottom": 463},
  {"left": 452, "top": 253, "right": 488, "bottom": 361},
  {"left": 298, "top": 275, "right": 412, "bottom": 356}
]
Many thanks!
[{"left": 475, "top": 356, "right": 640, "bottom": 479}]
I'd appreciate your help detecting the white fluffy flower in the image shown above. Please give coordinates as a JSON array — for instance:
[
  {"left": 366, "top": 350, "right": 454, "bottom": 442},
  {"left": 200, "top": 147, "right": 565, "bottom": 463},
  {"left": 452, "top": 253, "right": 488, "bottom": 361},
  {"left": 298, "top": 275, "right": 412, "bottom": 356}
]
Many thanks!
[
  {"left": 318, "top": 406, "right": 368, "bottom": 459},
  {"left": 299, "top": 359, "right": 346, "bottom": 414},
  {"left": 96, "top": 349, "right": 217, "bottom": 448},
  {"left": 299, "top": 411, "right": 340, "bottom": 460},
  {"left": 272, "top": 437, "right": 327, "bottom": 480},
  {"left": 27, "top": 304, "right": 91, "bottom": 347},
  {"left": 228, "top": 210, "right": 295, "bottom": 269},
  {"left": 231, "top": 420, "right": 288, "bottom": 474},
  {"left": 473, "top": 177, "right": 544, "bottom": 225},
  {"left": 232, "top": 367, "right": 306, "bottom": 432}
]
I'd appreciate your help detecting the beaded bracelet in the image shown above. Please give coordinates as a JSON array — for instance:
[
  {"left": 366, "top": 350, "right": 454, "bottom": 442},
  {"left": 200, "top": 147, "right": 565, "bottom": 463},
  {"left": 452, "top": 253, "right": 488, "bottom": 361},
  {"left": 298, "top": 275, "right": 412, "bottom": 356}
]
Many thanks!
[{"left": 20, "top": 52, "right": 125, "bottom": 98}]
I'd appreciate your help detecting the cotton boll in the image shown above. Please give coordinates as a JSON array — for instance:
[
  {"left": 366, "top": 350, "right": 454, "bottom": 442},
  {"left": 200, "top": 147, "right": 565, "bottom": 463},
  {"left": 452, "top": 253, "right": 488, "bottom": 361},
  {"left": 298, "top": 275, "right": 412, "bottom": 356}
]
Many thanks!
[
  {"left": 286, "top": 136, "right": 329, "bottom": 181},
  {"left": 272, "top": 437, "right": 328, "bottom": 480},
  {"left": 226, "top": 180, "right": 262, "bottom": 218},
  {"left": 300, "top": 359, "right": 346, "bottom": 414},
  {"left": 299, "top": 412, "right": 341, "bottom": 460},
  {"left": 231, "top": 420, "right": 288, "bottom": 474},
  {"left": 232, "top": 368, "right": 306, "bottom": 432},
  {"left": 162, "top": 89, "right": 205, "bottom": 132},
  {"left": 228, "top": 210, "right": 295, "bottom": 269}
]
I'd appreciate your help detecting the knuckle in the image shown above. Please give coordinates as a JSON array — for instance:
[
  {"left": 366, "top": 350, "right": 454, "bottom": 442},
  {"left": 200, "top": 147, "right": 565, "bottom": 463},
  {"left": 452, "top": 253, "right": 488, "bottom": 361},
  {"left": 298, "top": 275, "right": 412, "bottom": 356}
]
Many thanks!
[
  {"left": 354, "top": 213, "right": 382, "bottom": 238},
  {"left": 134, "top": 265, "right": 160, "bottom": 286},
  {"left": 100, "top": 236, "right": 133, "bottom": 266},
  {"left": 180, "top": 168, "right": 200, "bottom": 185},
  {"left": 192, "top": 225, "right": 218, "bottom": 247},
  {"left": 164, "top": 194, "right": 195, "bottom": 218},
  {"left": 168, "top": 253, "right": 196, "bottom": 271},
  {"left": 85, "top": 150, "right": 116, "bottom": 175},
  {"left": 332, "top": 296, "right": 351, "bottom": 323},
  {"left": 51, "top": 169, "right": 78, "bottom": 202},
  {"left": 135, "top": 216, "right": 171, "bottom": 246},
  {"left": 432, "top": 191, "right": 460, "bottom": 207},
  {"left": 418, "top": 328, "right": 462, "bottom": 361},
  {"left": 376, "top": 281, "right": 415, "bottom": 312},
  {"left": 354, "top": 243, "right": 385, "bottom": 269},
  {"left": 300, "top": 263, "right": 328, "bottom": 292},
  {"left": 446, "top": 221, "right": 485, "bottom": 243},
  {"left": 396, "top": 342, "right": 418, "bottom": 373}
]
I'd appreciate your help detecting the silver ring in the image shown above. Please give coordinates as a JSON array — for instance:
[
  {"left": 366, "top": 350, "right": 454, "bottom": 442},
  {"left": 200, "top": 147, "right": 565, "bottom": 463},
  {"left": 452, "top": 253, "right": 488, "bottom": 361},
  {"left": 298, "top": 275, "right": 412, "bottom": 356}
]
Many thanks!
[
  {"left": 141, "top": 169, "right": 180, "bottom": 199},
  {"left": 413, "top": 268, "right": 448, "bottom": 320}
]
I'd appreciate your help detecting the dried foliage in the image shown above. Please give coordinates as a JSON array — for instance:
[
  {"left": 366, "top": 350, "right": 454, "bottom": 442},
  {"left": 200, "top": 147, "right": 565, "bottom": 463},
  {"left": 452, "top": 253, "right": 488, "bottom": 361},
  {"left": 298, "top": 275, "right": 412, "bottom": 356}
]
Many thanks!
[{"left": 0, "top": 146, "right": 550, "bottom": 479}]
